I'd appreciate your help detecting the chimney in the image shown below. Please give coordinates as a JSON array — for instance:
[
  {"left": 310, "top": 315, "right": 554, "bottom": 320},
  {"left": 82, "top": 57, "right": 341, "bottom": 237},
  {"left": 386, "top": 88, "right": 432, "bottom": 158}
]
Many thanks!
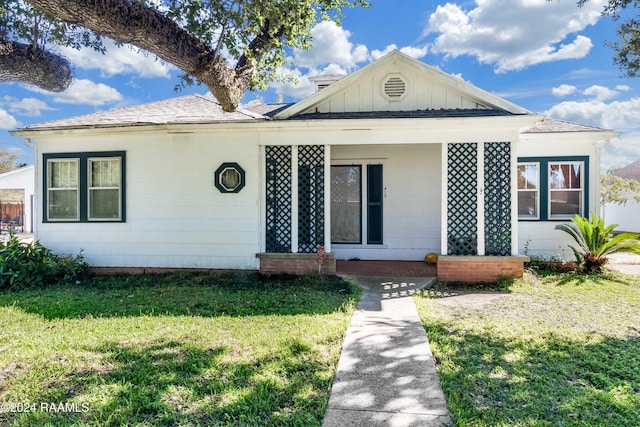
[{"left": 309, "top": 74, "right": 345, "bottom": 92}]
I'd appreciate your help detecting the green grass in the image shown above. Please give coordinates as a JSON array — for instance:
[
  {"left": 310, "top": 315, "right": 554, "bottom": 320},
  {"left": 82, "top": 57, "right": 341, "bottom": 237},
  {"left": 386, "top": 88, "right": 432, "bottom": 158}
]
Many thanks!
[
  {"left": 415, "top": 270, "right": 640, "bottom": 426},
  {"left": 0, "top": 272, "right": 359, "bottom": 426}
]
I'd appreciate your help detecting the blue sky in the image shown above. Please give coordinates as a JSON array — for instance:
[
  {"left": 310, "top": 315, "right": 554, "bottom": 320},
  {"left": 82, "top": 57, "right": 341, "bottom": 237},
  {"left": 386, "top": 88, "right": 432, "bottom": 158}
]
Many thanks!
[{"left": 1, "top": 0, "right": 639, "bottom": 171}]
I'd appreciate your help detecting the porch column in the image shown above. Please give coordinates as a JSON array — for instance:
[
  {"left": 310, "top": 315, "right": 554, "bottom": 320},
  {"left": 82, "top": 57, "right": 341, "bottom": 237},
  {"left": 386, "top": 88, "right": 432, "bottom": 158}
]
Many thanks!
[
  {"left": 324, "top": 144, "right": 331, "bottom": 253},
  {"left": 477, "top": 144, "right": 485, "bottom": 256},
  {"left": 510, "top": 140, "right": 519, "bottom": 255},
  {"left": 291, "top": 145, "right": 299, "bottom": 253},
  {"left": 440, "top": 143, "right": 448, "bottom": 255}
]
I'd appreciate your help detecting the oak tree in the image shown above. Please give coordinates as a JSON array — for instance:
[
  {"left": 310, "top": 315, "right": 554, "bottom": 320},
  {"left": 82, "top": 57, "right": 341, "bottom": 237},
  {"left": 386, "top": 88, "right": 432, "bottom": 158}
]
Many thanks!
[{"left": 1, "top": 0, "right": 367, "bottom": 111}]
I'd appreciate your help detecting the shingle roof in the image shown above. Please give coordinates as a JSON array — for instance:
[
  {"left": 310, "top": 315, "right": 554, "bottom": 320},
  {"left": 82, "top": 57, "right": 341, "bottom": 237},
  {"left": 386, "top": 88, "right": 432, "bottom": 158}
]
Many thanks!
[
  {"left": 523, "top": 118, "right": 610, "bottom": 133},
  {"left": 15, "top": 95, "right": 613, "bottom": 136},
  {"left": 613, "top": 159, "right": 640, "bottom": 181},
  {"left": 20, "top": 94, "right": 265, "bottom": 131}
]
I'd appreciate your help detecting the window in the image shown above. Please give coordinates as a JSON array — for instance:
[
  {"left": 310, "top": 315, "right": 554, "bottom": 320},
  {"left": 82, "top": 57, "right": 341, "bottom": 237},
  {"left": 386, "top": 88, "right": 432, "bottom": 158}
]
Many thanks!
[
  {"left": 517, "top": 163, "right": 539, "bottom": 219},
  {"left": 44, "top": 152, "right": 125, "bottom": 222},
  {"left": 214, "top": 162, "right": 245, "bottom": 193},
  {"left": 549, "top": 162, "right": 583, "bottom": 218},
  {"left": 517, "top": 157, "right": 587, "bottom": 221}
]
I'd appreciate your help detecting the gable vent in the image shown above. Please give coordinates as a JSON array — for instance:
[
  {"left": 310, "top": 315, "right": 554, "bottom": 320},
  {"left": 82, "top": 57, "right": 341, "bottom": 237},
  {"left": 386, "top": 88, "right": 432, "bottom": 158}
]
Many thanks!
[{"left": 382, "top": 75, "right": 407, "bottom": 100}]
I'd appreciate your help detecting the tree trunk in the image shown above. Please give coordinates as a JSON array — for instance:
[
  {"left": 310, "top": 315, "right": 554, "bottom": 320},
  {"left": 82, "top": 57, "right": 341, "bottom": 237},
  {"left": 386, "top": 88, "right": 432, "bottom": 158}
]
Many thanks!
[
  {"left": 0, "top": 39, "right": 72, "bottom": 92},
  {"left": 24, "top": 0, "right": 278, "bottom": 111}
]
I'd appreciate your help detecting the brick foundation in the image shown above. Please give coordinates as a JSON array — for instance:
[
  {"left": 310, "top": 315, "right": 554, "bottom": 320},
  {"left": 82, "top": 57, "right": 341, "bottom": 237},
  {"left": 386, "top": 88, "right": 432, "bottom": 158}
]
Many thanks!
[
  {"left": 437, "top": 255, "right": 529, "bottom": 283},
  {"left": 257, "top": 253, "right": 336, "bottom": 275}
]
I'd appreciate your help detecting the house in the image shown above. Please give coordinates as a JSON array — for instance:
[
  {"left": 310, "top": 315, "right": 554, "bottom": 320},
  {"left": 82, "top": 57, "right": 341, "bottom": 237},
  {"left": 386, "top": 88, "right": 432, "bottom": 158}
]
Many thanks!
[
  {"left": 605, "top": 159, "right": 640, "bottom": 233},
  {"left": 0, "top": 165, "right": 35, "bottom": 233},
  {"left": 11, "top": 51, "right": 617, "bottom": 282}
]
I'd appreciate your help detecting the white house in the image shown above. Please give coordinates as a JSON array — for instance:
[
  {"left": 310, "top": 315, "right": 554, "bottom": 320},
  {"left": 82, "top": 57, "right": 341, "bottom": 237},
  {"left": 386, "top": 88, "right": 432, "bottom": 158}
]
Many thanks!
[
  {"left": 605, "top": 159, "right": 640, "bottom": 233},
  {"left": 11, "top": 51, "right": 617, "bottom": 282},
  {"left": 0, "top": 165, "right": 35, "bottom": 233}
]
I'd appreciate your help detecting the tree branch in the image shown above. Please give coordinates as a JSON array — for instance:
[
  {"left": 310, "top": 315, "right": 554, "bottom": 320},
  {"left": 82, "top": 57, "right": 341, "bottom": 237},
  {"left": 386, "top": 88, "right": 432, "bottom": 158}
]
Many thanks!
[
  {"left": 0, "top": 38, "right": 72, "bottom": 91},
  {"left": 24, "top": 0, "right": 278, "bottom": 111}
]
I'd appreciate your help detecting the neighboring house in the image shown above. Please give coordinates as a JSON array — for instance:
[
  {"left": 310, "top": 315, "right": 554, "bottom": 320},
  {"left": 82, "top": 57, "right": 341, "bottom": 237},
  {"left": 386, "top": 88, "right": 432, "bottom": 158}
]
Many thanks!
[
  {"left": 0, "top": 165, "right": 35, "bottom": 233},
  {"left": 11, "top": 51, "right": 617, "bottom": 282},
  {"left": 605, "top": 159, "right": 640, "bottom": 233}
]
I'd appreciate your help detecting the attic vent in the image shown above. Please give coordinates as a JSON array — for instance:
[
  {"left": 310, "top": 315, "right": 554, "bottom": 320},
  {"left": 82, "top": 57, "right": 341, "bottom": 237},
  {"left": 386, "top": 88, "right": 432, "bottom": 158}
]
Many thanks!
[
  {"left": 382, "top": 74, "right": 407, "bottom": 100},
  {"left": 316, "top": 83, "right": 331, "bottom": 91}
]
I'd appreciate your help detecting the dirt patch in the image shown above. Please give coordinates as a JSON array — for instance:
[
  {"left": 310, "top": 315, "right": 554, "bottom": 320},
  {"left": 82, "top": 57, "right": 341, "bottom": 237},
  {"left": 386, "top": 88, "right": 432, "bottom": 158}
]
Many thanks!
[{"left": 426, "top": 290, "right": 510, "bottom": 309}]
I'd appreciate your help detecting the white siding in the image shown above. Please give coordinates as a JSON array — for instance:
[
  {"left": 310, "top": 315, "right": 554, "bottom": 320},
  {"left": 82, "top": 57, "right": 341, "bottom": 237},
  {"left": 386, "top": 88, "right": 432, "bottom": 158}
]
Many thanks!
[
  {"left": 331, "top": 144, "right": 441, "bottom": 261},
  {"left": 312, "top": 61, "right": 487, "bottom": 114},
  {"left": 35, "top": 131, "right": 261, "bottom": 269}
]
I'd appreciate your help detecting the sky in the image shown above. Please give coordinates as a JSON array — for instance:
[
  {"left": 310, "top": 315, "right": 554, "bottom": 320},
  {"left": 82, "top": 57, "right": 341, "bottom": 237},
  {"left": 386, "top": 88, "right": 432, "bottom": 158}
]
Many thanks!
[{"left": 1, "top": 0, "right": 639, "bottom": 172}]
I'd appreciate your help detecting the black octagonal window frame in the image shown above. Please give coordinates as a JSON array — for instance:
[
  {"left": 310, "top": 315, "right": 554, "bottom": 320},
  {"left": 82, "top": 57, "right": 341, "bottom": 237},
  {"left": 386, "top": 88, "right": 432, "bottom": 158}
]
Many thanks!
[{"left": 215, "top": 162, "right": 246, "bottom": 193}]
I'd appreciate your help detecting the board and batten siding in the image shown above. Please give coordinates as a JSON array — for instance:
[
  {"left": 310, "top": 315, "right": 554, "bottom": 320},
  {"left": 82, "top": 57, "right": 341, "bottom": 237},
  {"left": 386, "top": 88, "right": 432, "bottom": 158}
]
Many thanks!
[
  {"left": 330, "top": 144, "right": 442, "bottom": 261},
  {"left": 312, "top": 61, "right": 486, "bottom": 114},
  {"left": 35, "top": 130, "right": 262, "bottom": 269}
]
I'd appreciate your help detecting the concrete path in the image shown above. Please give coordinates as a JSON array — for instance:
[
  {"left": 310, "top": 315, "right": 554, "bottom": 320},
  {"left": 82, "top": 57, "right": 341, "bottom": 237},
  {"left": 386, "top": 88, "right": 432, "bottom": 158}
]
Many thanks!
[
  {"left": 323, "top": 276, "right": 450, "bottom": 427},
  {"left": 608, "top": 253, "right": 640, "bottom": 276}
]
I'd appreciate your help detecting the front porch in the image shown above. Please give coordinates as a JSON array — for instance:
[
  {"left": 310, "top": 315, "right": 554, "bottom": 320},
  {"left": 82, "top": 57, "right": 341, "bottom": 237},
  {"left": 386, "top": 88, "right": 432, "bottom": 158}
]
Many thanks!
[{"left": 258, "top": 137, "right": 527, "bottom": 283}]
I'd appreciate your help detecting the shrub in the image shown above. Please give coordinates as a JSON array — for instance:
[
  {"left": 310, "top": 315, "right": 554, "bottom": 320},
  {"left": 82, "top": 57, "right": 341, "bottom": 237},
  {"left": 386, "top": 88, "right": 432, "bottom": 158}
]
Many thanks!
[
  {"left": 0, "top": 235, "right": 89, "bottom": 289},
  {"left": 555, "top": 214, "right": 640, "bottom": 274}
]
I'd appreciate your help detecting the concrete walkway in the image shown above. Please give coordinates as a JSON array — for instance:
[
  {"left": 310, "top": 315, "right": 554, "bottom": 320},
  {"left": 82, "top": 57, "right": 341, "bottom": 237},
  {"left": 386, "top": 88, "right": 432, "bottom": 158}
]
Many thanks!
[{"left": 323, "top": 276, "right": 450, "bottom": 427}]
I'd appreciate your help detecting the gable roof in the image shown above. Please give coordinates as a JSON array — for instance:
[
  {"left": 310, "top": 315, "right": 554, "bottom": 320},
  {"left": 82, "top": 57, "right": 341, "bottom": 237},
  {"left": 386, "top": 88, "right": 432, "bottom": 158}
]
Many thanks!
[
  {"left": 613, "top": 159, "right": 640, "bottom": 181},
  {"left": 18, "top": 95, "right": 265, "bottom": 132},
  {"left": 274, "top": 50, "right": 532, "bottom": 119}
]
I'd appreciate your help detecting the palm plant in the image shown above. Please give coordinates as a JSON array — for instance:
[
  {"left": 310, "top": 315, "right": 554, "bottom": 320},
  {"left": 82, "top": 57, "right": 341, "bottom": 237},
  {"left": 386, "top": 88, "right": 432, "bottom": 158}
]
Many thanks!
[{"left": 555, "top": 214, "right": 640, "bottom": 274}]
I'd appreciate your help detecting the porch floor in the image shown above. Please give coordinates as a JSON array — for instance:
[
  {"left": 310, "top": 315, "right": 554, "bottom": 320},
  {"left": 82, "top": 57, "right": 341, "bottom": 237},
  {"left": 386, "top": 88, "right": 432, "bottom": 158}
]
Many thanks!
[{"left": 336, "top": 260, "right": 437, "bottom": 277}]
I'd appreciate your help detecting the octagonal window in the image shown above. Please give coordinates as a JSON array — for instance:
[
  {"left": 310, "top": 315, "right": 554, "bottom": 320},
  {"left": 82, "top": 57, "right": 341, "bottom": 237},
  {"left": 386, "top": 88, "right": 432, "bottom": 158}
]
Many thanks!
[{"left": 215, "top": 162, "right": 245, "bottom": 193}]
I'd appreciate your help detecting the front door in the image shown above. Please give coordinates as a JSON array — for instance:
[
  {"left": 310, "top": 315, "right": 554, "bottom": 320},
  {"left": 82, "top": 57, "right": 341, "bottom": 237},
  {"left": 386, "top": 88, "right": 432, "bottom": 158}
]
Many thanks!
[{"left": 330, "top": 164, "right": 383, "bottom": 246}]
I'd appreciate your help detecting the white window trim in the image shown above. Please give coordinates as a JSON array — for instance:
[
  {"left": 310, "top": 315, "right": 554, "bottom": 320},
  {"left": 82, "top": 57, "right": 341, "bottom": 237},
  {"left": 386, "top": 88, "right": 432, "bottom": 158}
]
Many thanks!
[
  {"left": 517, "top": 162, "right": 540, "bottom": 220},
  {"left": 548, "top": 161, "right": 585, "bottom": 220},
  {"left": 47, "top": 158, "right": 80, "bottom": 222},
  {"left": 88, "top": 157, "right": 122, "bottom": 221}
]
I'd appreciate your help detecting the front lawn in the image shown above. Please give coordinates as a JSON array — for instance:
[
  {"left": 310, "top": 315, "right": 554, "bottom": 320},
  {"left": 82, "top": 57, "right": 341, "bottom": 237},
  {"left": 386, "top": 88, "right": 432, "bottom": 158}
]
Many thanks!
[
  {"left": 0, "top": 272, "right": 359, "bottom": 426},
  {"left": 415, "top": 271, "right": 640, "bottom": 426}
]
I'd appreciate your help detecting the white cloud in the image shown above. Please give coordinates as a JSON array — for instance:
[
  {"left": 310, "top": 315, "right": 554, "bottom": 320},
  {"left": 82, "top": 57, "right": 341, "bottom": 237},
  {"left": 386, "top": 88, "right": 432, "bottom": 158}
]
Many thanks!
[
  {"left": 58, "top": 40, "right": 174, "bottom": 78},
  {"left": 272, "top": 67, "right": 315, "bottom": 99},
  {"left": 552, "top": 84, "right": 577, "bottom": 97},
  {"left": 425, "top": 0, "right": 605, "bottom": 73},
  {"left": 0, "top": 109, "right": 20, "bottom": 130},
  {"left": 546, "top": 95, "right": 640, "bottom": 171},
  {"left": 293, "top": 21, "right": 369, "bottom": 70},
  {"left": 372, "top": 44, "right": 429, "bottom": 61},
  {"left": 616, "top": 84, "right": 631, "bottom": 92},
  {"left": 8, "top": 98, "right": 55, "bottom": 117},
  {"left": 50, "top": 79, "right": 123, "bottom": 106},
  {"left": 600, "top": 133, "right": 640, "bottom": 172},
  {"left": 583, "top": 85, "right": 619, "bottom": 102}
]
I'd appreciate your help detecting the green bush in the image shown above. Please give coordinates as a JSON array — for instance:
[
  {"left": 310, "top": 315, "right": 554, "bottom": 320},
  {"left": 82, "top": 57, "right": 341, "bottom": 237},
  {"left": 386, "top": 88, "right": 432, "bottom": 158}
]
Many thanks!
[
  {"left": 0, "top": 235, "right": 89, "bottom": 289},
  {"left": 555, "top": 214, "right": 640, "bottom": 273}
]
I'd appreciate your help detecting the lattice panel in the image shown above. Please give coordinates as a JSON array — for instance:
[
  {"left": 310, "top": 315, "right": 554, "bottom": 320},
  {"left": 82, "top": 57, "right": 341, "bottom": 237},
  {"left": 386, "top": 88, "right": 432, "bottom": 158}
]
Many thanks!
[
  {"left": 484, "top": 142, "right": 512, "bottom": 256},
  {"left": 298, "top": 145, "right": 325, "bottom": 253},
  {"left": 447, "top": 143, "right": 478, "bottom": 255},
  {"left": 265, "top": 146, "right": 292, "bottom": 253}
]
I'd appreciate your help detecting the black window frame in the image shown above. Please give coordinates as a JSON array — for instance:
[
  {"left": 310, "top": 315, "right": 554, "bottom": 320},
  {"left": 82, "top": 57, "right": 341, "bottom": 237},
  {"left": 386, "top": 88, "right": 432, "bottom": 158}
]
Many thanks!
[{"left": 43, "top": 151, "right": 126, "bottom": 223}]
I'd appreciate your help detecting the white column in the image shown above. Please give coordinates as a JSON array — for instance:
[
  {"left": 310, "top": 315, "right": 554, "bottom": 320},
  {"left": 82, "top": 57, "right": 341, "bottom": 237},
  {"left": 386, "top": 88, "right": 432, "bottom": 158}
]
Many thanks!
[
  {"left": 324, "top": 145, "right": 332, "bottom": 253},
  {"left": 510, "top": 140, "right": 519, "bottom": 255},
  {"left": 259, "top": 145, "right": 266, "bottom": 253},
  {"left": 441, "top": 143, "right": 449, "bottom": 255},
  {"left": 477, "top": 143, "right": 485, "bottom": 256},
  {"left": 291, "top": 145, "right": 299, "bottom": 253}
]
